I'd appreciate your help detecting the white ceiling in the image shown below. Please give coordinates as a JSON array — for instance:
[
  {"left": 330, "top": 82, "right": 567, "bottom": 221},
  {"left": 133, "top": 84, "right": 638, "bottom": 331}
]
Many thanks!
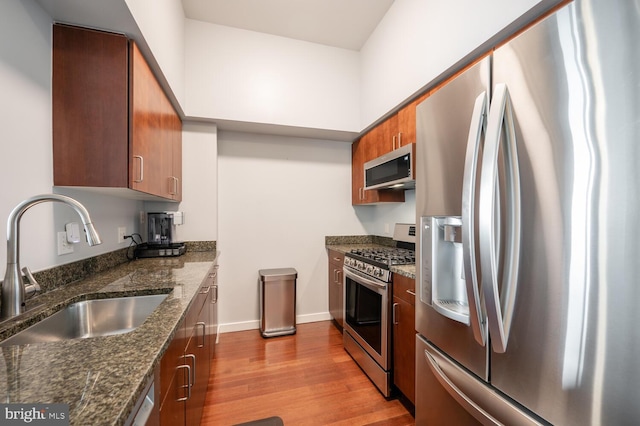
[{"left": 181, "top": 0, "right": 395, "bottom": 51}]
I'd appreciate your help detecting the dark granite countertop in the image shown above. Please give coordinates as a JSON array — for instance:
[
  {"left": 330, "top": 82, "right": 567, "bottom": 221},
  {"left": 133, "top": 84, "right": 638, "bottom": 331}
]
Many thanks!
[
  {"left": 0, "top": 250, "right": 218, "bottom": 426},
  {"left": 325, "top": 237, "right": 416, "bottom": 280}
]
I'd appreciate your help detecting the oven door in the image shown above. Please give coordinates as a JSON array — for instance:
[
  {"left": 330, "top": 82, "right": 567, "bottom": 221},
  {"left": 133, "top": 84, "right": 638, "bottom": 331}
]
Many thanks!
[{"left": 343, "top": 267, "right": 389, "bottom": 370}]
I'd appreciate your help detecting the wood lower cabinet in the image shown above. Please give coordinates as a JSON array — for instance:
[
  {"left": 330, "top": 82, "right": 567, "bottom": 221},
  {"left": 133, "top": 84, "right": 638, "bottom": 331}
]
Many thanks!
[
  {"left": 53, "top": 24, "right": 181, "bottom": 201},
  {"left": 392, "top": 274, "right": 416, "bottom": 405},
  {"left": 159, "top": 263, "right": 218, "bottom": 425},
  {"left": 327, "top": 249, "right": 344, "bottom": 331}
]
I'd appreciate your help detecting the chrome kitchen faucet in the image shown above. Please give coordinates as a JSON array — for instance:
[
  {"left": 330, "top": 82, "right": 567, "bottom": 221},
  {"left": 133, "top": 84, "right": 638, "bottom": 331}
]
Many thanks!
[{"left": 1, "top": 194, "right": 102, "bottom": 320}]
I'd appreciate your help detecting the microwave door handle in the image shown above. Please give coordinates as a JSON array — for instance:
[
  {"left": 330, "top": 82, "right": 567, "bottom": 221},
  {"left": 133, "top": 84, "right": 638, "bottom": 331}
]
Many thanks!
[
  {"left": 479, "top": 83, "right": 522, "bottom": 354},
  {"left": 462, "top": 92, "right": 488, "bottom": 347}
]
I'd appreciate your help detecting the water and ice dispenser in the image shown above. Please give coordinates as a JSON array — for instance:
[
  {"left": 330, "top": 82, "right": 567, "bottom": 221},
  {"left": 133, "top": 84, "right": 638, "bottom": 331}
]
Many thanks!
[{"left": 420, "top": 216, "right": 470, "bottom": 325}]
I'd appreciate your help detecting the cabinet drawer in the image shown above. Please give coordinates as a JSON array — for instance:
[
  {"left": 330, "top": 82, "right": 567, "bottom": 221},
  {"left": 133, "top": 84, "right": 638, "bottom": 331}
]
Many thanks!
[
  {"left": 393, "top": 274, "right": 416, "bottom": 305},
  {"left": 327, "top": 249, "right": 344, "bottom": 266}
]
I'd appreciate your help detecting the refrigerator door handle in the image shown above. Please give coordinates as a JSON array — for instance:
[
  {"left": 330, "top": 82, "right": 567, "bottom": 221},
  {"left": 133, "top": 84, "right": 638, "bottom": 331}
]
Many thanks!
[
  {"left": 424, "top": 342, "right": 544, "bottom": 426},
  {"left": 462, "top": 91, "right": 488, "bottom": 347},
  {"left": 479, "top": 83, "right": 522, "bottom": 353},
  {"left": 424, "top": 348, "right": 501, "bottom": 426}
]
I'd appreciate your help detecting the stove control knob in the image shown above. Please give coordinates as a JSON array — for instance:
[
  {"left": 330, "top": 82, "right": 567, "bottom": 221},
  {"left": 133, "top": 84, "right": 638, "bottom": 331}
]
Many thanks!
[{"left": 366, "top": 265, "right": 373, "bottom": 274}]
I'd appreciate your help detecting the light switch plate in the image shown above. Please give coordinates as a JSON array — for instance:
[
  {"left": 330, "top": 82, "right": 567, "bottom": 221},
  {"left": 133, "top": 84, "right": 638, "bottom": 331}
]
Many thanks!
[{"left": 57, "top": 231, "right": 74, "bottom": 255}]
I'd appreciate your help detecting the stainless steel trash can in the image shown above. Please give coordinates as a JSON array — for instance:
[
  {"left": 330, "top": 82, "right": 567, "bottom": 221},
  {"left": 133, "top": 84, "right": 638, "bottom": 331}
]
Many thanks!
[{"left": 259, "top": 268, "right": 297, "bottom": 337}]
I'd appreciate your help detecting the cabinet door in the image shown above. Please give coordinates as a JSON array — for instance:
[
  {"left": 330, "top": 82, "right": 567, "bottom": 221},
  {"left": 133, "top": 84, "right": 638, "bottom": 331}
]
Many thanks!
[
  {"left": 130, "top": 42, "right": 178, "bottom": 199},
  {"left": 397, "top": 92, "right": 430, "bottom": 149},
  {"left": 210, "top": 265, "right": 219, "bottom": 358},
  {"left": 53, "top": 24, "right": 129, "bottom": 188},
  {"left": 327, "top": 250, "right": 344, "bottom": 330},
  {"left": 159, "top": 318, "right": 187, "bottom": 426},
  {"left": 170, "top": 112, "right": 183, "bottom": 201},
  {"left": 376, "top": 114, "right": 399, "bottom": 156},
  {"left": 185, "top": 306, "right": 210, "bottom": 426},
  {"left": 393, "top": 295, "right": 416, "bottom": 404},
  {"left": 393, "top": 274, "right": 416, "bottom": 404}
]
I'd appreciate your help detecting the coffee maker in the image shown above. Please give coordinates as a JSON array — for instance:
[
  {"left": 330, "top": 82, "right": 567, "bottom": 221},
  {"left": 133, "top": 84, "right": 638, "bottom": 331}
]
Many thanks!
[
  {"left": 147, "top": 212, "right": 174, "bottom": 245},
  {"left": 134, "top": 212, "right": 185, "bottom": 258}
]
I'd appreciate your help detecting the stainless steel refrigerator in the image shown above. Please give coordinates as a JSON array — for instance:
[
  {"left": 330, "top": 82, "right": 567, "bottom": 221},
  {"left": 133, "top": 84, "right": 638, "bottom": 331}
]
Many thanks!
[{"left": 415, "top": 1, "right": 640, "bottom": 424}]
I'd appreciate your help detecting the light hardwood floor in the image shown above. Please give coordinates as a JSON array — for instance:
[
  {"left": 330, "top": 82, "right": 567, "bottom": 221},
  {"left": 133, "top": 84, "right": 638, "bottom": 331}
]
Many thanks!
[{"left": 201, "top": 321, "right": 415, "bottom": 425}]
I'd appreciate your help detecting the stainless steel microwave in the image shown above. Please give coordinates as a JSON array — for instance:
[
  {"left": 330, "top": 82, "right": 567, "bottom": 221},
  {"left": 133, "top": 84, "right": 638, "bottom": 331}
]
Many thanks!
[{"left": 364, "top": 143, "right": 415, "bottom": 190}]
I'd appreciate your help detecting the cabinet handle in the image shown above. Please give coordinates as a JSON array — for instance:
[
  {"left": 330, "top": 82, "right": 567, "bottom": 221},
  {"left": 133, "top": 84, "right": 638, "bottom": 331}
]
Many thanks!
[
  {"left": 398, "top": 132, "right": 402, "bottom": 147},
  {"left": 197, "top": 322, "right": 206, "bottom": 348},
  {"left": 184, "top": 353, "right": 196, "bottom": 386},
  {"left": 169, "top": 176, "right": 179, "bottom": 195},
  {"left": 176, "top": 364, "right": 191, "bottom": 401},
  {"left": 392, "top": 135, "right": 397, "bottom": 150},
  {"left": 333, "top": 257, "right": 341, "bottom": 262},
  {"left": 212, "top": 285, "right": 218, "bottom": 304},
  {"left": 392, "top": 302, "right": 399, "bottom": 325},
  {"left": 406, "top": 289, "right": 416, "bottom": 296},
  {"left": 200, "top": 285, "right": 211, "bottom": 295},
  {"left": 133, "top": 155, "right": 144, "bottom": 183},
  {"left": 336, "top": 270, "right": 342, "bottom": 284}
]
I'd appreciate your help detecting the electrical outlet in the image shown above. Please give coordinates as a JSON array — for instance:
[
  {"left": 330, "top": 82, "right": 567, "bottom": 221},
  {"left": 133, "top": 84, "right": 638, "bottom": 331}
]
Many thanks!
[
  {"left": 57, "top": 231, "right": 74, "bottom": 255},
  {"left": 117, "top": 227, "right": 127, "bottom": 243}
]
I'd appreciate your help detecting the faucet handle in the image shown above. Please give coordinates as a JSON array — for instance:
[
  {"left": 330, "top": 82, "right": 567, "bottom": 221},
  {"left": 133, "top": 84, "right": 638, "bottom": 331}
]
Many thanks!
[{"left": 22, "top": 267, "right": 41, "bottom": 299}]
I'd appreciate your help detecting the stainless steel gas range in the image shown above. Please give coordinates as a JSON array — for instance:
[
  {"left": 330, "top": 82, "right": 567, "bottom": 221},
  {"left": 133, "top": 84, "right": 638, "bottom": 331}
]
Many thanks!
[{"left": 342, "top": 224, "right": 415, "bottom": 397}]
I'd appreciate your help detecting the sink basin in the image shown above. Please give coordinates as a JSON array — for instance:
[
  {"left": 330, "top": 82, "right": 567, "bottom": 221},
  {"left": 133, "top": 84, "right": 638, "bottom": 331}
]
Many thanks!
[{"left": 0, "top": 294, "right": 168, "bottom": 346}]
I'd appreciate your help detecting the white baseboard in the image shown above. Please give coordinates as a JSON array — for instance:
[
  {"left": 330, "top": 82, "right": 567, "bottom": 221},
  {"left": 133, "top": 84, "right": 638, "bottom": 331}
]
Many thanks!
[{"left": 218, "top": 312, "right": 333, "bottom": 334}]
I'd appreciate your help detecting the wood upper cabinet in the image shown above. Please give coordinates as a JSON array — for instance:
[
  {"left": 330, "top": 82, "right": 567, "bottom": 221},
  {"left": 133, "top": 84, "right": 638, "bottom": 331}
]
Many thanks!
[
  {"left": 352, "top": 122, "right": 405, "bottom": 205},
  {"left": 396, "top": 92, "right": 430, "bottom": 149},
  {"left": 392, "top": 274, "right": 416, "bottom": 405},
  {"left": 53, "top": 24, "right": 182, "bottom": 201},
  {"left": 352, "top": 91, "right": 431, "bottom": 206}
]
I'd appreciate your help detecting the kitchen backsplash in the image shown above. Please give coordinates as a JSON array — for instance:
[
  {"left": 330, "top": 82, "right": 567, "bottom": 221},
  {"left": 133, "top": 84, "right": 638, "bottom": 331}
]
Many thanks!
[
  {"left": 325, "top": 235, "right": 395, "bottom": 247},
  {"left": 4, "top": 241, "right": 216, "bottom": 294}
]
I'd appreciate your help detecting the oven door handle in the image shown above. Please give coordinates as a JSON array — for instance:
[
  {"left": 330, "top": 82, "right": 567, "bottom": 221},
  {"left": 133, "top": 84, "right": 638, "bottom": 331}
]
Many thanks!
[{"left": 343, "top": 267, "right": 387, "bottom": 291}]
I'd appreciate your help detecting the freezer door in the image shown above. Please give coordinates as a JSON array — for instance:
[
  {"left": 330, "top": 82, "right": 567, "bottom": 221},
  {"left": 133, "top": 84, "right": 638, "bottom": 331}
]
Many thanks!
[
  {"left": 417, "top": 335, "right": 545, "bottom": 426},
  {"left": 415, "top": 57, "right": 490, "bottom": 380},
  {"left": 490, "top": 1, "right": 640, "bottom": 424}
]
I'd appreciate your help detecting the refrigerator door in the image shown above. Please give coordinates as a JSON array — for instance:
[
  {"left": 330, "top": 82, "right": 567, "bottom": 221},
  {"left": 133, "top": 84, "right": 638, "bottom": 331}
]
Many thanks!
[
  {"left": 490, "top": 1, "right": 640, "bottom": 424},
  {"left": 417, "top": 335, "right": 545, "bottom": 426},
  {"left": 416, "top": 57, "right": 490, "bottom": 380}
]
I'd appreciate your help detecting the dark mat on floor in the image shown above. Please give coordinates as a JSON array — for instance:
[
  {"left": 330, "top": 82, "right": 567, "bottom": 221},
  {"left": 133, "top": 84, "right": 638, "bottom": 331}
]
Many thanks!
[{"left": 233, "top": 416, "right": 284, "bottom": 426}]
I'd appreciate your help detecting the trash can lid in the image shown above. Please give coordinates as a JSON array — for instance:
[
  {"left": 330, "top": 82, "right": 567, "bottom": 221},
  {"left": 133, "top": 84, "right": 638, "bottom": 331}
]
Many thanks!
[{"left": 259, "top": 268, "right": 298, "bottom": 281}]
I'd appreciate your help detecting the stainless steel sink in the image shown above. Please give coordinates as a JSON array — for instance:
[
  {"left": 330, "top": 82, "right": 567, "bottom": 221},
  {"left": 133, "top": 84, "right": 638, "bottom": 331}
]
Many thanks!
[{"left": 0, "top": 294, "right": 168, "bottom": 346}]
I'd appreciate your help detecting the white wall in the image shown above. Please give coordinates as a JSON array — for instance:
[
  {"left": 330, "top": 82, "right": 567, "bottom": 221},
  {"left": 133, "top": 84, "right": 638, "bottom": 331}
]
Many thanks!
[
  {"left": 145, "top": 122, "right": 218, "bottom": 243},
  {"left": 185, "top": 20, "right": 361, "bottom": 133},
  {"left": 124, "top": 0, "right": 185, "bottom": 109},
  {"left": 0, "top": 1, "right": 145, "bottom": 277},
  {"left": 217, "top": 131, "right": 380, "bottom": 331},
  {"left": 360, "top": 0, "right": 551, "bottom": 127}
]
